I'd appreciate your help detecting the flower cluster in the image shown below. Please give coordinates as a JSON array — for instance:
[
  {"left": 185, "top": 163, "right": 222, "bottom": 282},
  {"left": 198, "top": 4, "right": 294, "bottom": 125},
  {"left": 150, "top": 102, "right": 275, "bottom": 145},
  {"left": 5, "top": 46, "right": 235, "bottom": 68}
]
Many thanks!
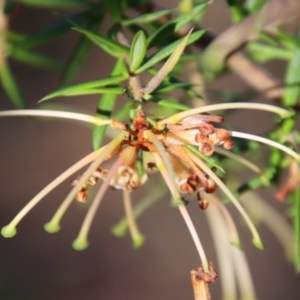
[{"left": 0, "top": 101, "right": 298, "bottom": 299}]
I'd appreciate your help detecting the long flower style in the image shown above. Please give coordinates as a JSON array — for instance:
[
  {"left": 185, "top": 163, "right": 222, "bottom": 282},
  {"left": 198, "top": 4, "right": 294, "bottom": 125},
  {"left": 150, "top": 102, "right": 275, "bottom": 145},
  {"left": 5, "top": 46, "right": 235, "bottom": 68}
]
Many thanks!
[{"left": 0, "top": 102, "right": 298, "bottom": 279}]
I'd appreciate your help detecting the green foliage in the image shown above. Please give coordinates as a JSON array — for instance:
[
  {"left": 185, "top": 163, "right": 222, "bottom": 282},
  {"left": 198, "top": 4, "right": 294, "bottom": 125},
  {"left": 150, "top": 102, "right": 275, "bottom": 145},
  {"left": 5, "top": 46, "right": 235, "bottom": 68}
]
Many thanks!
[
  {"left": 41, "top": 75, "right": 126, "bottom": 101},
  {"left": 129, "top": 31, "right": 147, "bottom": 73}
]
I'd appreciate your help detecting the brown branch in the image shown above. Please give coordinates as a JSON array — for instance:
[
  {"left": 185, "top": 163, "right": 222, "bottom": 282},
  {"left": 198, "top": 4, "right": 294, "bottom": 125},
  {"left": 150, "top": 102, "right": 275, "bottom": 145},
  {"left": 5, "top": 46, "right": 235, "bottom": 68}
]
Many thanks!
[{"left": 190, "top": 263, "right": 217, "bottom": 300}]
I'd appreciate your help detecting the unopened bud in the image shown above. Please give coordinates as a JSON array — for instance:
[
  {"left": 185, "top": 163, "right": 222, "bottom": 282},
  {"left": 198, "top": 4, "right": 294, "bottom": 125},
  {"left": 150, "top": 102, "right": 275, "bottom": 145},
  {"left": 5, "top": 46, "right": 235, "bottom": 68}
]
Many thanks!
[
  {"left": 199, "top": 123, "right": 215, "bottom": 135},
  {"left": 216, "top": 129, "right": 231, "bottom": 141},
  {"left": 199, "top": 198, "right": 209, "bottom": 210},
  {"left": 76, "top": 191, "right": 88, "bottom": 203},
  {"left": 205, "top": 179, "right": 217, "bottom": 193},
  {"left": 199, "top": 142, "right": 214, "bottom": 156},
  {"left": 223, "top": 139, "right": 234, "bottom": 149}
]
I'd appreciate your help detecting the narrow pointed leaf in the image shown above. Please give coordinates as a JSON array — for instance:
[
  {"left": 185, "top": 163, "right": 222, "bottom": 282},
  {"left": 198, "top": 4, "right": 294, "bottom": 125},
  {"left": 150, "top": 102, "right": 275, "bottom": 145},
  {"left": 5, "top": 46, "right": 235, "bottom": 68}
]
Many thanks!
[
  {"left": 276, "top": 31, "right": 300, "bottom": 50},
  {"left": 147, "top": 3, "right": 209, "bottom": 48},
  {"left": 13, "top": 0, "right": 92, "bottom": 9},
  {"left": 92, "top": 93, "right": 117, "bottom": 150},
  {"left": 173, "top": 2, "right": 210, "bottom": 32},
  {"left": 148, "top": 97, "right": 190, "bottom": 110},
  {"left": 283, "top": 49, "right": 300, "bottom": 106},
  {"left": 186, "top": 145, "right": 225, "bottom": 173},
  {"left": 45, "top": 87, "right": 123, "bottom": 98},
  {"left": 136, "top": 30, "right": 205, "bottom": 73},
  {"left": 143, "top": 29, "right": 192, "bottom": 94},
  {"left": 60, "top": 15, "right": 104, "bottom": 85},
  {"left": 10, "top": 49, "right": 62, "bottom": 70},
  {"left": 2, "top": 30, "right": 26, "bottom": 43},
  {"left": 153, "top": 82, "right": 196, "bottom": 93},
  {"left": 226, "top": 0, "right": 246, "bottom": 23},
  {"left": 73, "top": 27, "right": 130, "bottom": 55},
  {"left": 0, "top": 64, "right": 26, "bottom": 108},
  {"left": 129, "top": 31, "right": 147, "bottom": 73},
  {"left": 293, "top": 187, "right": 300, "bottom": 273},
  {"left": 60, "top": 11, "right": 126, "bottom": 57},
  {"left": 8, "top": 9, "right": 99, "bottom": 54},
  {"left": 121, "top": 9, "right": 173, "bottom": 26},
  {"left": 41, "top": 74, "right": 126, "bottom": 101},
  {"left": 92, "top": 58, "right": 126, "bottom": 150},
  {"left": 245, "top": 0, "right": 267, "bottom": 12},
  {"left": 105, "top": 0, "right": 122, "bottom": 22},
  {"left": 248, "top": 42, "right": 293, "bottom": 62}
]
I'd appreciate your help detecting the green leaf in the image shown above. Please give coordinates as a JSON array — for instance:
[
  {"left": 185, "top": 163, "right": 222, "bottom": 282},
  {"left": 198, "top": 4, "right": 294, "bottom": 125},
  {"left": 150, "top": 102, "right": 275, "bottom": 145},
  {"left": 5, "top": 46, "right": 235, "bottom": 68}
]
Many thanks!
[
  {"left": 13, "top": 0, "right": 91, "bottom": 9},
  {"left": 276, "top": 30, "right": 300, "bottom": 50},
  {"left": 245, "top": 0, "right": 267, "bottom": 12},
  {"left": 92, "top": 93, "right": 118, "bottom": 150},
  {"left": 73, "top": 27, "right": 130, "bottom": 56},
  {"left": 153, "top": 82, "right": 196, "bottom": 93},
  {"left": 60, "top": 11, "right": 127, "bottom": 57},
  {"left": 92, "top": 58, "right": 126, "bottom": 150},
  {"left": 142, "top": 29, "right": 192, "bottom": 94},
  {"left": 129, "top": 31, "right": 147, "bottom": 73},
  {"left": 186, "top": 145, "right": 225, "bottom": 173},
  {"left": 283, "top": 50, "right": 300, "bottom": 106},
  {"left": 0, "top": 64, "right": 26, "bottom": 108},
  {"left": 148, "top": 97, "right": 190, "bottom": 111},
  {"left": 60, "top": 15, "right": 104, "bottom": 85},
  {"left": 147, "top": 2, "right": 209, "bottom": 48},
  {"left": 173, "top": 2, "right": 209, "bottom": 30},
  {"left": 136, "top": 30, "right": 205, "bottom": 73},
  {"left": 10, "top": 49, "right": 62, "bottom": 70},
  {"left": 225, "top": 0, "right": 247, "bottom": 23},
  {"left": 121, "top": 9, "right": 173, "bottom": 26},
  {"left": 248, "top": 42, "right": 293, "bottom": 62},
  {"left": 105, "top": 0, "right": 122, "bottom": 22},
  {"left": 45, "top": 87, "right": 123, "bottom": 98},
  {"left": 8, "top": 9, "right": 99, "bottom": 54},
  {"left": 1, "top": 30, "right": 26, "bottom": 43},
  {"left": 41, "top": 74, "right": 126, "bottom": 101},
  {"left": 292, "top": 188, "right": 300, "bottom": 272}
]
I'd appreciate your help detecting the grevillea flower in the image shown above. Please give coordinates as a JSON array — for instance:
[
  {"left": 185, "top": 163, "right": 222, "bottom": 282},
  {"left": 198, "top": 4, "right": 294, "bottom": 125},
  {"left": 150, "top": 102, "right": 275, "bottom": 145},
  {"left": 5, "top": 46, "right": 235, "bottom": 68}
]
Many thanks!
[{"left": 0, "top": 102, "right": 298, "bottom": 298}]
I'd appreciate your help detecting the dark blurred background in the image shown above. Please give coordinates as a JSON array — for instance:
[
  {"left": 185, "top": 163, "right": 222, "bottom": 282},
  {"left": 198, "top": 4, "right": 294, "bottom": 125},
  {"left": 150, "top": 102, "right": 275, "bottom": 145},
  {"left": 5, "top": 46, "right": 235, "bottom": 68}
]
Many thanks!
[{"left": 0, "top": 1, "right": 299, "bottom": 299}]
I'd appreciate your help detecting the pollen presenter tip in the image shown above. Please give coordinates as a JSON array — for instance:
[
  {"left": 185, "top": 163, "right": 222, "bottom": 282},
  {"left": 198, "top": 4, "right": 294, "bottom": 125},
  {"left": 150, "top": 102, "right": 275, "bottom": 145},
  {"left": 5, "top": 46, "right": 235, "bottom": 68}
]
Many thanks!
[
  {"left": 252, "top": 238, "right": 265, "bottom": 250},
  {"left": 72, "top": 238, "right": 89, "bottom": 251},
  {"left": 1, "top": 225, "right": 17, "bottom": 238},
  {"left": 133, "top": 235, "right": 145, "bottom": 249},
  {"left": 44, "top": 222, "right": 61, "bottom": 233},
  {"left": 231, "top": 240, "right": 242, "bottom": 251}
]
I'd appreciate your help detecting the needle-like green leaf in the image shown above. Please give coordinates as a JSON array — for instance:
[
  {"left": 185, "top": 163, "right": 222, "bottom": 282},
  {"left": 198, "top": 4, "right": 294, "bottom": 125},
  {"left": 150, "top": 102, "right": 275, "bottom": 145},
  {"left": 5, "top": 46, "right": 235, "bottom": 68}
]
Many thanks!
[
  {"left": 121, "top": 9, "right": 173, "bottom": 26},
  {"left": 294, "top": 188, "right": 300, "bottom": 272},
  {"left": 283, "top": 49, "right": 300, "bottom": 106},
  {"left": 153, "top": 82, "right": 196, "bottom": 93},
  {"left": 7, "top": 9, "right": 99, "bottom": 54},
  {"left": 129, "top": 31, "right": 147, "bottom": 73},
  {"left": 10, "top": 49, "right": 62, "bottom": 70},
  {"left": 13, "top": 0, "right": 92, "bottom": 9},
  {"left": 105, "top": 0, "right": 123, "bottom": 22},
  {"left": 147, "top": 97, "right": 190, "bottom": 111},
  {"left": 136, "top": 30, "right": 205, "bottom": 74},
  {"left": 142, "top": 29, "right": 192, "bottom": 94},
  {"left": 92, "top": 58, "right": 126, "bottom": 150},
  {"left": 40, "top": 75, "right": 126, "bottom": 101},
  {"left": 72, "top": 27, "right": 130, "bottom": 56},
  {"left": 60, "top": 15, "right": 104, "bottom": 85},
  {"left": 248, "top": 42, "right": 293, "bottom": 62},
  {"left": 245, "top": 0, "right": 267, "bottom": 12},
  {"left": 0, "top": 64, "right": 26, "bottom": 108},
  {"left": 147, "top": 2, "right": 209, "bottom": 48}
]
